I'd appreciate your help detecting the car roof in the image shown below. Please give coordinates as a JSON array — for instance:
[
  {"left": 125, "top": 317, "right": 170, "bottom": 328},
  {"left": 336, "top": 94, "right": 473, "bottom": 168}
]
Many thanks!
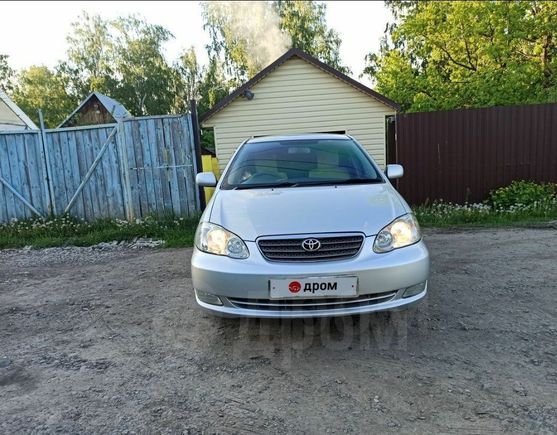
[{"left": 246, "top": 133, "right": 351, "bottom": 144}]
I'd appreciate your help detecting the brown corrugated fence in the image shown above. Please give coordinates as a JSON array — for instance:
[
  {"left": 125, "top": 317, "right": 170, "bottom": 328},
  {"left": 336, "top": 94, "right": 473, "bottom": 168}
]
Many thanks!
[{"left": 392, "top": 102, "right": 557, "bottom": 205}]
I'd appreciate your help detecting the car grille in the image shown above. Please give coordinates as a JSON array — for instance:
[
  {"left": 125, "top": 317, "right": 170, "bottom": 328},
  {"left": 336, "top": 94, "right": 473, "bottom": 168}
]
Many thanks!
[
  {"left": 257, "top": 234, "right": 364, "bottom": 262},
  {"left": 227, "top": 291, "right": 397, "bottom": 312}
]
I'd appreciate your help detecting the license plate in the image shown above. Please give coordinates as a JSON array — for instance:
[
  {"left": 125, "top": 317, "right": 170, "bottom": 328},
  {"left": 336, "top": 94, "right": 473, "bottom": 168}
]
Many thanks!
[{"left": 270, "top": 277, "right": 358, "bottom": 299}]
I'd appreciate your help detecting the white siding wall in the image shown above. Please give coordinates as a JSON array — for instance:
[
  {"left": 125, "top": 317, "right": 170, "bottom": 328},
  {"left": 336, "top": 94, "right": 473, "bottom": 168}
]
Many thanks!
[{"left": 203, "top": 57, "right": 395, "bottom": 170}]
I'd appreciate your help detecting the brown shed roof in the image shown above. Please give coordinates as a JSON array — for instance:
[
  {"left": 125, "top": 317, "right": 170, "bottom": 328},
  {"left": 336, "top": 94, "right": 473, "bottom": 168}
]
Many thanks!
[{"left": 200, "top": 48, "right": 400, "bottom": 124}]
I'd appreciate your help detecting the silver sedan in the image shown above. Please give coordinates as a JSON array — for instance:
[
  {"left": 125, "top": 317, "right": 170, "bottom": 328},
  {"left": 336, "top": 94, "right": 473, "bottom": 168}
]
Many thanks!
[{"left": 191, "top": 134, "right": 429, "bottom": 318}]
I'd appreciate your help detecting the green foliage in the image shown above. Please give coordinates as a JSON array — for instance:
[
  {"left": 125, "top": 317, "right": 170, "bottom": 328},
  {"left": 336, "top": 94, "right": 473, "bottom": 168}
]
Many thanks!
[
  {"left": 7, "top": 5, "right": 347, "bottom": 128},
  {"left": 5, "top": 13, "right": 180, "bottom": 124},
  {"left": 173, "top": 49, "right": 228, "bottom": 149},
  {"left": 201, "top": 0, "right": 348, "bottom": 84},
  {"left": 488, "top": 180, "right": 556, "bottom": 209},
  {"left": 275, "top": 0, "right": 350, "bottom": 74},
  {"left": 196, "top": 57, "right": 230, "bottom": 117},
  {"left": 201, "top": 1, "right": 289, "bottom": 84},
  {"left": 0, "top": 215, "right": 199, "bottom": 249},
  {"left": 63, "top": 12, "right": 116, "bottom": 97},
  {"left": 12, "top": 66, "right": 77, "bottom": 127},
  {"left": 173, "top": 48, "right": 229, "bottom": 119},
  {"left": 414, "top": 181, "right": 557, "bottom": 227},
  {"left": 0, "top": 54, "right": 15, "bottom": 93},
  {"left": 112, "top": 16, "right": 177, "bottom": 116},
  {"left": 365, "top": 1, "right": 557, "bottom": 112},
  {"left": 64, "top": 13, "right": 177, "bottom": 116},
  {"left": 173, "top": 47, "right": 201, "bottom": 113}
]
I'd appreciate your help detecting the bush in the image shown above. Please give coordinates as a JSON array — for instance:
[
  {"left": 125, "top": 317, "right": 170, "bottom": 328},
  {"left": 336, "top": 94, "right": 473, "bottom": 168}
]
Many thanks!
[
  {"left": 414, "top": 181, "right": 557, "bottom": 227},
  {"left": 488, "top": 180, "right": 556, "bottom": 209}
]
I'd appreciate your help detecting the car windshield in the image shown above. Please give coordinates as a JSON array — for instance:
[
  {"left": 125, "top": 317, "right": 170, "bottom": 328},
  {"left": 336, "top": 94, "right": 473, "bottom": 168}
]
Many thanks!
[{"left": 221, "top": 138, "right": 383, "bottom": 190}]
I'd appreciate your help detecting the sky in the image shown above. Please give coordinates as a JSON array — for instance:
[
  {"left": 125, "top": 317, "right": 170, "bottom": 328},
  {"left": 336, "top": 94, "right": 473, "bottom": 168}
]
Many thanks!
[{"left": 0, "top": 1, "right": 391, "bottom": 85}]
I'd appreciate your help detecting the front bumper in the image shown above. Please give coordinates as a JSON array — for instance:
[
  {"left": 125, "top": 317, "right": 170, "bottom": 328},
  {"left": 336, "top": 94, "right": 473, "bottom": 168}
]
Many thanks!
[{"left": 191, "top": 238, "right": 429, "bottom": 318}]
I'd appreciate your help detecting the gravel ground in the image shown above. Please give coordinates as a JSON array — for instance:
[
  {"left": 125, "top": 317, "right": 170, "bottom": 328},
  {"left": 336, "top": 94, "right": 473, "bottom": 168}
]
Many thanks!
[{"left": 1, "top": 228, "right": 556, "bottom": 434}]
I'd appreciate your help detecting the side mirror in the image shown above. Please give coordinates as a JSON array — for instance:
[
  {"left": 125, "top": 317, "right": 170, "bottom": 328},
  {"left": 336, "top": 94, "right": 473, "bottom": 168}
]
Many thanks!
[
  {"left": 196, "top": 172, "right": 217, "bottom": 187},
  {"left": 386, "top": 164, "right": 404, "bottom": 180}
]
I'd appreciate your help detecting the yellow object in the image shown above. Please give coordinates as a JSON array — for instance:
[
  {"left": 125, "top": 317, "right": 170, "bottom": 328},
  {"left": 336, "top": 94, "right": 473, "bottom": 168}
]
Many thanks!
[{"left": 201, "top": 154, "right": 220, "bottom": 201}]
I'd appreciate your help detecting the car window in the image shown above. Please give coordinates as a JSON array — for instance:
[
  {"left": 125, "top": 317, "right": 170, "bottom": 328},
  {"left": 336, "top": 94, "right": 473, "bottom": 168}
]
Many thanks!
[{"left": 221, "top": 138, "right": 383, "bottom": 189}]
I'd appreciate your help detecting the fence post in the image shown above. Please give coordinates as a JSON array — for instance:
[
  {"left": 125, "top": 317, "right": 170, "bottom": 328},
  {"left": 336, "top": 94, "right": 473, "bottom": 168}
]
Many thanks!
[
  {"left": 190, "top": 100, "right": 206, "bottom": 210},
  {"left": 116, "top": 120, "right": 134, "bottom": 221},
  {"left": 38, "top": 109, "right": 57, "bottom": 215}
]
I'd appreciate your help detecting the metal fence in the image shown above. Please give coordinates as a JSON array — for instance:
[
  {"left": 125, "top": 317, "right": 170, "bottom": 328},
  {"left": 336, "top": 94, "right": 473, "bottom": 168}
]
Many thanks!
[
  {"left": 0, "top": 114, "right": 199, "bottom": 222},
  {"left": 392, "top": 102, "right": 557, "bottom": 204}
]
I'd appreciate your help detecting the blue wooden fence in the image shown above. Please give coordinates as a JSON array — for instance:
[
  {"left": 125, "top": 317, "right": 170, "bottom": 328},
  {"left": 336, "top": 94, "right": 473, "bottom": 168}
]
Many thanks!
[
  {"left": 0, "top": 131, "right": 49, "bottom": 221},
  {"left": 0, "top": 114, "right": 199, "bottom": 222}
]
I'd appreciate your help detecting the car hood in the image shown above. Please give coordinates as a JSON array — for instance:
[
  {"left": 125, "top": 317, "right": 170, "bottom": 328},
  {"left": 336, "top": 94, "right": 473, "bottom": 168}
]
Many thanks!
[{"left": 208, "top": 184, "right": 408, "bottom": 240}]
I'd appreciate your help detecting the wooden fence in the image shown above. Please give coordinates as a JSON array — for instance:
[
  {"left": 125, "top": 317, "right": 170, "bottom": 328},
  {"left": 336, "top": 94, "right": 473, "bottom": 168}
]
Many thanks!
[
  {"left": 391, "top": 102, "right": 557, "bottom": 204},
  {"left": 0, "top": 114, "right": 199, "bottom": 223}
]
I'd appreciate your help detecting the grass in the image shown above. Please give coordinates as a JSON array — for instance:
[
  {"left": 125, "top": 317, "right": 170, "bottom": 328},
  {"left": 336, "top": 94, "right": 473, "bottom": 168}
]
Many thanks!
[
  {"left": 1, "top": 198, "right": 556, "bottom": 249},
  {"left": 0, "top": 215, "right": 199, "bottom": 249},
  {"left": 414, "top": 200, "right": 557, "bottom": 228}
]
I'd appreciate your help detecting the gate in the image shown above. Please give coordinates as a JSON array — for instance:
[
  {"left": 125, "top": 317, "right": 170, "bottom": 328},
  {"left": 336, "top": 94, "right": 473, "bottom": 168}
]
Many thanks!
[
  {"left": 0, "top": 114, "right": 199, "bottom": 223},
  {"left": 45, "top": 124, "right": 123, "bottom": 220},
  {"left": 121, "top": 115, "right": 199, "bottom": 219}
]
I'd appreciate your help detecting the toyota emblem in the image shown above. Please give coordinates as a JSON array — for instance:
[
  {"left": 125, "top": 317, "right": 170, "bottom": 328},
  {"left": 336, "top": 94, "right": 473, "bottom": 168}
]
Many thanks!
[{"left": 301, "top": 238, "right": 321, "bottom": 252}]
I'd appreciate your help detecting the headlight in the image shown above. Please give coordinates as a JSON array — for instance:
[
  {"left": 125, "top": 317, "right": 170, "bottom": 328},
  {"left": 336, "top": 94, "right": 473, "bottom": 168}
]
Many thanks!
[
  {"left": 194, "top": 222, "right": 249, "bottom": 259},
  {"left": 373, "top": 214, "right": 421, "bottom": 253}
]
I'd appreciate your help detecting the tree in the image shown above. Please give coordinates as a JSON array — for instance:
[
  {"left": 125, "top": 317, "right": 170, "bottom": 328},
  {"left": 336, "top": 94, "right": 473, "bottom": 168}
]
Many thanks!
[
  {"left": 201, "top": 0, "right": 349, "bottom": 83},
  {"left": 63, "top": 12, "right": 115, "bottom": 98},
  {"left": 197, "top": 58, "right": 231, "bottom": 150},
  {"left": 0, "top": 54, "right": 15, "bottom": 93},
  {"left": 274, "top": 0, "right": 350, "bottom": 74},
  {"left": 63, "top": 13, "right": 177, "bottom": 116},
  {"left": 111, "top": 16, "right": 177, "bottom": 116},
  {"left": 173, "top": 47, "right": 202, "bottom": 113},
  {"left": 173, "top": 46, "right": 230, "bottom": 116},
  {"left": 172, "top": 46, "right": 229, "bottom": 148},
  {"left": 12, "top": 66, "right": 77, "bottom": 127},
  {"left": 197, "top": 58, "right": 230, "bottom": 117},
  {"left": 201, "top": 1, "right": 292, "bottom": 84},
  {"left": 364, "top": 1, "right": 557, "bottom": 112}
]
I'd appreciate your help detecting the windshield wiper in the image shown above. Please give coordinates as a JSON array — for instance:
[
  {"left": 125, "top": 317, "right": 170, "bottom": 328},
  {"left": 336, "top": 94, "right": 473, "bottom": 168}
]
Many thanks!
[
  {"left": 233, "top": 181, "right": 298, "bottom": 190},
  {"left": 232, "top": 178, "right": 383, "bottom": 190},
  {"left": 293, "top": 178, "right": 383, "bottom": 187}
]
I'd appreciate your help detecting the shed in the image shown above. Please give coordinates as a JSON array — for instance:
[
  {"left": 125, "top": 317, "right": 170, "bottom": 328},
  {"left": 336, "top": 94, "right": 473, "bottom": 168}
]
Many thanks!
[
  {"left": 58, "top": 92, "right": 131, "bottom": 128},
  {"left": 200, "top": 48, "right": 399, "bottom": 170},
  {"left": 0, "top": 91, "right": 38, "bottom": 130}
]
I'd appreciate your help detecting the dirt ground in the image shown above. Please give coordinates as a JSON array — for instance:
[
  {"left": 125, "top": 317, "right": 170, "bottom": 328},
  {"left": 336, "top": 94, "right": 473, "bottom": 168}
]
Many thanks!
[{"left": 1, "top": 228, "right": 556, "bottom": 434}]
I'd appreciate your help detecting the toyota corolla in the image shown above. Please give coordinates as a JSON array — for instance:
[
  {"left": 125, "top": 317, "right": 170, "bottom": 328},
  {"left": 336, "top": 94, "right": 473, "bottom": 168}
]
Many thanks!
[{"left": 191, "top": 134, "right": 429, "bottom": 318}]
